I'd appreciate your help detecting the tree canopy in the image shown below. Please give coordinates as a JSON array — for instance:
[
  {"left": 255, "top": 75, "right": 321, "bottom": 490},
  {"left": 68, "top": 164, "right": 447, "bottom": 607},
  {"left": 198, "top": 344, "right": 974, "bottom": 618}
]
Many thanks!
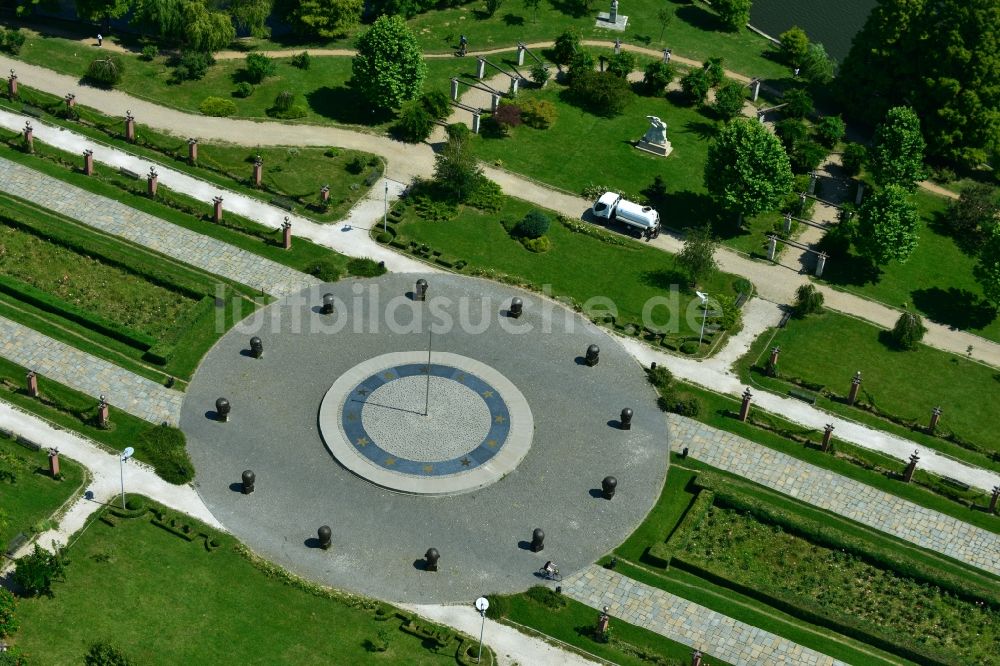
[
  {"left": 712, "top": 0, "right": 751, "bottom": 31},
  {"left": 855, "top": 184, "right": 920, "bottom": 265},
  {"left": 975, "top": 223, "right": 1000, "bottom": 308},
  {"left": 677, "top": 224, "right": 719, "bottom": 285},
  {"left": 704, "top": 118, "right": 794, "bottom": 221},
  {"left": 350, "top": 15, "right": 426, "bottom": 111},
  {"left": 869, "top": 106, "right": 926, "bottom": 189},
  {"left": 284, "top": 0, "right": 362, "bottom": 39},
  {"left": 838, "top": 0, "right": 1000, "bottom": 167}
]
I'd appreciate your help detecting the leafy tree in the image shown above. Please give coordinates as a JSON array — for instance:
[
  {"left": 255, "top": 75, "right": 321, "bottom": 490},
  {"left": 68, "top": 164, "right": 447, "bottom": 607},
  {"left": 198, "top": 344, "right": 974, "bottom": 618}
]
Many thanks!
[
  {"left": 815, "top": 115, "right": 846, "bottom": 147},
  {"left": 420, "top": 90, "right": 451, "bottom": 119},
  {"left": 712, "top": 80, "right": 746, "bottom": 120},
  {"left": 792, "top": 284, "right": 824, "bottom": 317},
  {"left": 779, "top": 25, "right": 810, "bottom": 67},
  {"left": 138, "top": 0, "right": 235, "bottom": 52},
  {"left": 351, "top": 15, "right": 426, "bottom": 111},
  {"left": 530, "top": 61, "right": 550, "bottom": 86},
  {"left": 74, "top": 0, "right": 132, "bottom": 27},
  {"left": 85, "top": 641, "right": 135, "bottom": 666},
  {"left": 702, "top": 57, "right": 725, "bottom": 86},
  {"left": 484, "top": 0, "right": 503, "bottom": 17},
  {"left": 284, "top": 0, "right": 361, "bottom": 38},
  {"left": 13, "top": 544, "right": 65, "bottom": 597},
  {"left": 799, "top": 42, "right": 835, "bottom": 84},
  {"left": 521, "top": 98, "right": 557, "bottom": 128},
  {"left": 782, "top": 87, "right": 813, "bottom": 119},
  {"left": 870, "top": 106, "right": 925, "bottom": 189},
  {"left": 243, "top": 51, "right": 275, "bottom": 83},
  {"left": 677, "top": 224, "right": 719, "bottom": 285},
  {"left": 171, "top": 50, "right": 214, "bottom": 81},
  {"left": 227, "top": 0, "right": 272, "bottom": 38},
  {"left": 551, "top": 29, "right": 580, "bottom": 66},
  {"left": 523, "top": 0, "right": 540, "bottom": 22},
  {"left": 85, "top": 55, "right": 124, "bottom": 87},
  {"left": 775, "top": 118, "right": 808, "bottom": 153},
  {"left": 0, "top": 588, "right": 17, "bottom": 637},
  {"left": 656, "top": 5, "right": 674, "bottom": 43},
  {"left": 434, "top": 131, "right": 483, "bottom": 201},
  {"left": 889, "top": 311, "right": 926, "bottom": 349},
  {"left": 680, "top": 69, "right": 710, "bottom": 105},
  {"left": 947, "top": 183, "right": 1000, "bottom": 240},
  {"left": 841, "top": 142, "right": 867, "bottom": 177},
  {"left": 605, "top": 51, "right": 635, "bottom": 79},
  {"left": 712, "top": 0, "right": 751, "bottom": 31},
  {"left": 790, "top": 141, "right": 828, "bottom": 173},
  {"left": 514, "top": 210, "right": 551, "bottom": 238},
  {"left": 975, "top": 224, "right": 1000, "bottom": 308},
  {"left": 393, "top": 100, "right": 433, "bottom": 142},
  {"left": 856, "top": 184, "right": 920, "bottom": 264},
  {"left": 491, "top": 102, "right": 522, "bottom": 135},
  {"left": 565, "top": 51, "right": 595, "bottom": 85},
  {"left": 705, "top": 118, "right": 794, "bottom": 222},
  {"left": 569, "top": 69, "right": 632, "bottom": 117},
  {"left": 642, "top": 61, "right": 675, "bottom": 95}
]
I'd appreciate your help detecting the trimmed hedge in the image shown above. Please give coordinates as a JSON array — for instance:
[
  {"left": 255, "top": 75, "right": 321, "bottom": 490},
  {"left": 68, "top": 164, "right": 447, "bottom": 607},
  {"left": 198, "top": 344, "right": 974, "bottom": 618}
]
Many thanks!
[
  {"left": 648, "top": 489, "right": 714, "bottom": 566},
  {"left": 136, "top": 425, "right": 193, "bottom": 485}
]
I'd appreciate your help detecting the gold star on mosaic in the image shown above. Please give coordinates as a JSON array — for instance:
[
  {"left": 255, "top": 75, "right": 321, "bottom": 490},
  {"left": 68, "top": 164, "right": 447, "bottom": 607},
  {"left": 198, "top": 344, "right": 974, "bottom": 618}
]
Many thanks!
[
  {"left": 384, "top": 457, "right": 396, "bottom": 466},
  {"left": 494, "top": 415, "right": 506, "bottom": 423},
  {"left": 423, "top": 464, "right": 434, "bottom": 473},
  {"left": 356, "top": 387, "right": 369, "bottom": 396},
  {"left": 486, "top": 439, "right": 497, "bottom": 448},
  {"left": 482, "top": 390, "right": 493, "bottom": 398},
  {"left": 456, "top": 373, "right": 466, "bottom": 382},
  {"left": 419, "top": 365, "right": 430, "bottom": 374},
  {"left": 355, "top": 436, "right": 369, "bottom": 447},
  {"left": 461, "top": 457, "right": 472, "bottom": 467},
  {"left": 346, "top": 412, "right": 359, "bottom": 422},
  {"left": 382, "top": 371, "right": 395, "bottom": 380}
]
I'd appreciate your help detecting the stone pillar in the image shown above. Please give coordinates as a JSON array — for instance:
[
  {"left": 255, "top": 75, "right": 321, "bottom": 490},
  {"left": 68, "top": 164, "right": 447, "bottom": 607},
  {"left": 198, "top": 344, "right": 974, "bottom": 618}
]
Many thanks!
[
  {"left": 903, "top": 450, "right": 919, "bottom": 482},
  {"left": 855, "top": 182, "right": 864, "bottom": 205},
  {"left": 808, "top": 171, "right": 817, "bottom": 194},
  {"left": 188, "top": 138, "right": 198, "bottom": 163},
  {"left": 83, "top": 149, "right": 94, "bottom": 176},
  {"left": 799, "top": 192, "right": 807, "bottom": 214},
  {"left": 847, "top": 370, "right": 862, "bottom": 405},
  {"left": 477, "top": 57, "right": 486, "bottom": 79},
  {"left": 597, "top": 608, "right": 610, "bottom": 636},
  {"left": 990, "top": 486, "right": 1000, "bottom": 515},
  {"left": 48, "top": 448, "right": 60, "bottom": 478},
  {"left": 125, "top": 110, "right": 135, "bottom": 142},
  {"left": 213, "top": 196, "right": 223, "bottom": 223},
  {"left": 517, "top": 44, "right": 526, "bottom": 66},
  {"left": 64, "top": 93, "right": 76, "bottom": 110},
  {"left": 472, "top": 112, "right": 481, "bottom": 135},
  {"left": 23, "top": 121, "right": 32, "bottom": 153},
  {"left": 815, "top": 252, "right": 827, "bottom": 278},
  {"left": 751, "top": 78, "right": 760, "bottom": 101},
  {"left": 783, "top": 212, "right": 792, "bottom": 234},
  {"left": 491, "top": 93, "right": 501, "bottom": 113},
  {"left": 252, "top": 156, "right": 263, "bottom": 187},
  {"left": 282, "top": 217, "right": 292, "bottom": 250},
  {"left": 97, "top": 394, "right": 109, "bottom": 427},
  {"left": 738, "top": 387, "right": 752, "bottom": 422},
  {"left": 8, "top": 70, "right": 17, "bottom": 97},
  {"left": 147, "top": 167, "right": 158, "bottom": 197},
  {"left": 691, "top": 650, "right": 703, "bottom": 666},
  {"left": 767, "top": 236, "right": 777, "bottom": 261},
  {"left": 609, "top": 1, "right": 618, "bottom": 22},
  {"left": 320, "top": 184, "right": 330, "bottom": 203},
  {"left": 26, "top": 370, "right": 38, "bottom": 397},
  {"left": 821, "top": 423, "right": 835, "bottom": 452},
  {"left": 928, "top": 406, "right": 942, "bottom": 433},
  {"left": 510, "top": 77, "right": 520, "bottom": 96},
  {"left": 450, "top": 77, "right": 459, "bottom": 101},
  {"left": 614, "top": 39, "right": 621, "bottom": 55},
  {"left": 758, "top": 111, "right": 766, "bottom": 124},
  {"left": 767, "top": 345, "right": 780, "bottom": 373}
]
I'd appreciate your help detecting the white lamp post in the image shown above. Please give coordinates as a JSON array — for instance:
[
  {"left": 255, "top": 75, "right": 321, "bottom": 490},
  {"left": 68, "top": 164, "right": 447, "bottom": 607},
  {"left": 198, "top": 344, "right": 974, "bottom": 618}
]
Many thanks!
[
  {"left": 119, "top": 446, "right": 134, "bottom": 509},
  {"left": 474, "top": 596, "right": 489, "bottom": 663},
  {"left": 383, "top": 180, "right": 389, "bottom": 234},
  {"left": 695, "top": 291, "right": 709, "bottom": 347}
]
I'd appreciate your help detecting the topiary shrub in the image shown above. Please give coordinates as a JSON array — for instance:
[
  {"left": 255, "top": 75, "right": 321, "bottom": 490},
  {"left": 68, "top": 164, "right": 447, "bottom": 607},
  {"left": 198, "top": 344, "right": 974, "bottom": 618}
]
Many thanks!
[
  {"left": 267, "top": 91, "right": 307, "bottom": 119},
  {"left": 890, "top": 311, "right": 926, "bottom": 350},
  {"left": 513, "top": 210, "right": 551, "bottom": 239},
  {"left": 84, "top": 641, "right": 135, "bottom": 666},
  {"left": 790, "top": 141, "right": 828, "bottom": 173},
  {"left": 648, "top": 365, "right": 674, "bottom": 390},
  {"left": 140, "top": 45, "right": 158, "bottom": 61},
  {"left": 606, "top": 51, "right": 636, "bottom": 79},
  {"left": 1, "top": 28, "right": 26, "bottom": 55},
  {"left": 347, "top": 257, "right": 387, "bottom": 277},
  {"left": 530, "top": 62, "right": 550, "bottom": 87},
  {"left": 783, "top": 88, "right": 813, "bottom": 119},
  {"left": 841, "top": 143, "right": 867, "bottom": 177},
  {"left": 792, "top": 284, "right": 824, "bottom": 317},
  {"left": 569, "top": 69, "right": 632, "bottom": 117},
  {"left": 680, "top": 69, "right": 710, "bottom": 105},
  {"left": 0, "top": 588, "right": 18, "bottom": 638},
  {"left": 346, "top": 155, "right": 366, "bottom": 174},
  {"left": 199, "top": 96, "right": 237, "bottom": 117},
  {"left": 520, "top": 98, "right": 557, "bottom": 129},
  {"left": 244, "top": 52, "right": 276, "bottom": 83},
  {"left": 125, "top": 496, "right": 145, "bottom": 511},
  {"left": 234, "top": 82, "right": 254, "bottom": 98},
  {"left": 815, "top": 115, "right": 846, "bottom": 147},
  {"left": 86, "top": 56, "right": 125, "bottom": 87},
  {"left": 291, "top": 51, "right": 311, "bottom": 69},
  {"left": 642, "top": 61, "right": 676, "bottom": 95},
  {"left": 171, "top": 50, "right": 214, "bottom": 81},
  {"left": 306, "top": 258, "right": 344, "bottom": 281},
  {"left": 376, "top": 232, "right": 392, "bottom": 243},
  {"left": 680, "top": 341, "right": 700, "bottom": 355},
  {"left": 520, "top": 235, "right": 552, "bottom": 253},
  {"left": 551, "top": 29, "right": 580, "bottom": 65},
  {"left": 420, "top": 90, "right": 450, "bottom": 120},
  {"left": 446, "top": 122, "right": 471, "bottom": 142},
  {"left": 483, "top": 594, "right": 510, "bottom": 620},
  {"left": 138, "top": 425, "right": 193, "bottom": 485},
  {"left": 393, "top": 100, "right": 433, "bottom": 143},
  {"left": 491, "top": 102, "right": 522, "bottom": 136},
  {"left": 671, "top": 394, "right": 702, "bottom": 416}
]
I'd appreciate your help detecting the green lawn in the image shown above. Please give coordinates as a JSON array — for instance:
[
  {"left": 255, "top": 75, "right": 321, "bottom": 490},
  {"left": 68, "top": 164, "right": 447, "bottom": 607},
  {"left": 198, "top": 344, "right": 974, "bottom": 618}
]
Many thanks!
[
  {"left": 745, "top": 310, "right": 1000, "bottom": 462},
  {"left": 10, "top": 499, "right": 471, "bottom": 664},
  {"left": 614, "top": 466, "right": 698, "bottom": 562},
  {"left": 0, "top": 435, "right": 85, "bottom": 551},
  {"left": 820, "top": 189, "right": 1000, "bottom": 343},
  {"left": 391, "top": 193, "right": 743, "bottom": 345}
]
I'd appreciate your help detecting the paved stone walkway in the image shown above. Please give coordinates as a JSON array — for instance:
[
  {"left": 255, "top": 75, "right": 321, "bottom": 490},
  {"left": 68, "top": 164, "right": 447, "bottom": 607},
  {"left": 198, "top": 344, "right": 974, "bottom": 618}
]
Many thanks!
[
  {"left": 0, "top": 157, "right": 315, "bottom": 297},
  {"left": 0, "top": 317, "right": 182, "bottom": 424},
  {"left": 669, "top": 414, "right": 1000, "bottom": 577},
  {"left": 564, "top": 566, "right": 844, "bottom": 666}
]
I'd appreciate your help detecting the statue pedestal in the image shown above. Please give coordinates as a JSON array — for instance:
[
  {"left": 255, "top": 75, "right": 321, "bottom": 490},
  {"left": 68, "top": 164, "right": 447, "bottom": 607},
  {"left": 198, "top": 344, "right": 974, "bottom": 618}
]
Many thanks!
[
  {"left": 636, "top": 139, "right": 672, "bottom": 157},
  {"left": 595, "top": 12, "right": 628, "bottom": 30}
]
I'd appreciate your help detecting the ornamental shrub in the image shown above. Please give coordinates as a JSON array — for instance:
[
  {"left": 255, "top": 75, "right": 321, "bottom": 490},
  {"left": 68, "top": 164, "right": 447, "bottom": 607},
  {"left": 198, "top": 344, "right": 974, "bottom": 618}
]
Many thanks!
[
  {"left": 244, "top": 52, "right": 276, "bottom": 83},
  {"left": 815, "top": 115, "right": 846, "bottom": 147},
  {"left": 0, "top": 588, "right": 17, "bottom": 637},
  {"left": 199, "top": 96, "right": 237, "bottom": 117},
  {"left": 491, "top": 102, "right": 522, "bottom": 136},
  {"left": 551, "top": 29, "right": 580, "bottom": 65},
  {"left": 420, "top": 90, "right": 451, "bottom": 120},
  {"left": 530, "top": 62, "right": 550, "bottom": 87},
  {"left": 140, "top": 45, "right": 158, "bottom": 61},
  {"left": 783, "top": 88, "right": 813, "bottom": 119},
  {"left": 1, "top": 28, "right": 26, "bottom": 55},
  {"left": 841, "top": 143, "right": 867, "bottom": 177},
  {"left": 291, "top": 51, "right": 311, "bottom": 69},
  {"left": 268, "top": 91, "right": 307, "bottom": 119},
  {"left": 306, "top": 258, "right": 344, "bottom": 281},
  {"left": 790, "top": 141, "right": 828, "bottom": 173},
  {"left": 680, "top": 69, "right": 710, "bottom": 105},
  {"left": 569, "top": 69, "right": 632, "bottom": 117},
  {"left": 171, "top": 51, "right": 214, "bottom": 81},
  {"left": 393, "top": 100, "right": 433, "bottom": 143},
  {"left": 890, "top": 311, "right": 926, "bottom": 350},
  {"left": 606, "top": 51, "right": 636, "bottom": 79},
  {"left": 513, "top": 209, "right": 551, "bottom": 239},
  {"left": 702, "top": 57, "right": 725, "bottom": 86},
  {"left": 84, "top": 641, "right": 135, "bottom": 666},
  {"left": 347, "top": 257, "right": 387, "bottom": 277},
  {"left": 86, "top": 56, "right": 124, "bottom": 87},
  {"left": 234, "top": 82, "right": 254, "bottom": 98},
  {"left": 520, "top": 98, "right": 557, "bottom": 129},
  {"left": 520, "top": 235, "right": 552, "bottom": 253},
  {"left": 792, "top": 283, "right": 824, "bottom": 317},
  {"left": 642, "top": 61, "right": 676, "bottom": 95}
]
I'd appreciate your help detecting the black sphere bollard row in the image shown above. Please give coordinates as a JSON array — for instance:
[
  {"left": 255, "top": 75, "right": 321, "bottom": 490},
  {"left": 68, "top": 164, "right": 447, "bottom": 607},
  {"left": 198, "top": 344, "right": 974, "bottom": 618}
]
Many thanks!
[
  {"left": 249, "top": 336, "right": 263, "bottom": 359},
  {"left": 241, "top": 469, "right": 255, "bottom": 494},
  {"left": 620, "top": 408, "right": 633, "bottom": 431},
  {"left": 509, "top": 297, "right": 523, "bottom": 319},
  {"left": 321, "top": 293, "right": 335, "bottom": 315},
  {"left": 415, "top": 279, "right": 428, "bottom": 302},
  {"left": 530, "top": 528, "right": 545, "bottom": 552},
  {"left": 585, "top": 344, "right": 600, "bottom": 367},
  {"left": 602, "top": 475, "right": 617, "bottom": 500},
  {"left": 425, "top": 547, "right": 440, "bottom": 571},
  {"left": 215, "top": 397, "right": 231, "bottom": 422},
  {"left": 318, "top": 525, "right": 332, "bottom": 550}
]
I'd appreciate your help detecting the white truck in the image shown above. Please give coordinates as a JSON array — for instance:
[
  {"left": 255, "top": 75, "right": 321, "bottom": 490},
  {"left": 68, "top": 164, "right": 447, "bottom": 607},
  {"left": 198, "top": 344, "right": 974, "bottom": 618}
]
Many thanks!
[{"left": 591, "top": 192, "right": 661, "bottom": 239}]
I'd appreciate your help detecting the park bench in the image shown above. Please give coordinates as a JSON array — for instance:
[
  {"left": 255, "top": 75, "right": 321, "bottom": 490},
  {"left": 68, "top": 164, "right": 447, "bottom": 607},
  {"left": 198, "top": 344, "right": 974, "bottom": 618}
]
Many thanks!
[
  {"left": 788, "top": 389, "right": 817, "bottom": 404},
  {"left": 778, "top": 311, "right": 792, "bottom": 328},
  {"left": 15, "top": 434, "right": 41, "bottom": 451},
  {"left": 269, "top": 196, "right": 295, "bottom": 211},
  {"left": 941, "top": 476, "right": 970, "bottom": 492},
  {"left": 118, "top": 166, "right": 140, "bottom": 180},
  {"left": 21, "top": 104, "right": 45, "bottom": 118},
  {"left": 734, "top": 291, "right": 749, "bottom": 308}
]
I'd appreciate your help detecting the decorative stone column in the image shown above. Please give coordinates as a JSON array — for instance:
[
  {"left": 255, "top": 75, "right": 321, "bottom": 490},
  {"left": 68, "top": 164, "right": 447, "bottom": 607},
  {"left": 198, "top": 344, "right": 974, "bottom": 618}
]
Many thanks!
[
  {"left": 750, "top": 78, "right": 760, "bottom": 101},
  {"left": 8, "top": 70, "right": 17, "bottom": 97},
  {"left": 64, "top": 93, "right": 76, "bottom": 109},
  {"left": 738, "top": 387, "right": 752, "bottom": 422},
  {"left": 585, "top": 344, "right": 600, "bottom": 367},
  {"left": 215, "top": 397, "right": 231, "bottom": 422},
  {"left": 252, "top": 155, "right": 263, "bottom": 187},
  {"left": 903, "top": 450, "right": 919, "bottom": 482},
  {"left": 249, "top": 336, "right": 263, "bottom": 358},
  {"left": 188, "top": 137, "right": 198, "bottom": 163},
  {"left": 517, "top": 43, "right": 526, "bottom": 66},
  {"left": 784, "top": 212, "right": 792, "bottom": 234},
  {"left": 510, "top": 77, "right": 520, "bottom": 96},
  {"left": 601, "top": 476, "right": 617, "bottom": 499},
  {"left": 471, "top": 112, "right": 481, "bottom": 134},
  {"left": 767, "top": 236, "right": 777, "bottom": 261},
  {"left": 821, "top": 423, "right": 835, "bottom": 452},
  {"left": 450, "top": 77, "right": 459, "bottom": 101},
  {"left": 281, "top": 217, "right": 292, "bottom": 250},
  {"left": 26, "top": 370, "right": 38, "bottom": 397},
  {"left": 855, "top": 182, "right": 864, "bottom": 205},
  {"left": 477, "top": 57, "right": 486, "bottom": 79},
  {"left": 815, "top": 252, "right": 828, "bottom": 278},
  {"left": 125, "top": 110, "right": 135, "bottom": 142},
  {"left": 23, "top": 121, "right": 33, "bottom": 153},
  {"left": 691, "top": 650, "right": 703, "bottom": 666},
  {"left": 318, "top": 525, "right": 332, "bottom": 550},
  {"left": 213, "top": 196, "right": 223, "bottom": 223},
  {"left": 990, "top": 486, "right": 1000, "bottom": 515},
  {"left": 928, "top": 406, "right": 942, "bottom": 433},
  {"left": 83, "top": 149, "right": 94, "bottom": 175},
  {"left": 48, "top": 447, "right": 60, "bottom": 478},
  {"left": 808, "top": 171, "right": 818, "bottom": 195},
  {"left": 491, "top": 93, "right": 501, "bottom": 113},
  {"left": 320, "top": 184, "right": 330, "bottom": 204},
  {"left": 147, "top": 167, "right": 158, "bottom": 197},
  {"left": 97, "top": 393, "right": 109, "bottom": 427},
  {"left": 614, "top": 38, "right": 621, "bottom": 55},
  {"left": 767, "top": 345, "right": 780, "bottom": 375},
  {"left": 847, "top": 370, "right": 862, "bottom": 405}
]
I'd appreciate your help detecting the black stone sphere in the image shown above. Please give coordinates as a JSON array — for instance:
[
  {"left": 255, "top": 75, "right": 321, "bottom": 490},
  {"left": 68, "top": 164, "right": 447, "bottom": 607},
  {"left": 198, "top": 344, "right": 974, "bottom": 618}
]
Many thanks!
[
  {"left": 586, "top": 344, "right": 600, "bottom": 366},
  {"left": 620, "top": 408, "right": 633, "bottom": 430},
  {"left": 215, "top": 397, "right": 231, "bottom": 421},
  {"left": 321, "top": 293, "right": 335, "bottom": 315},
  {"left": 425, "top": 547, "right": 440, "bottom": 571},
  {"left": 318, "top": 525, "right": 332, "bottom": 550},
  {"left": 241, "top": 469, "right": 255, "bottom": 494},
  {"left": 601, "top": 475, "right": 617, "bottom": 500},
  {"left": 249, "top": 336, "right": 263, "bottom": 358},
  {"left": 509, "top": 297, "right": 523, "bottom": 318},
  {"left": 530, "top": 528, "right": 545, "bottom": 552}
]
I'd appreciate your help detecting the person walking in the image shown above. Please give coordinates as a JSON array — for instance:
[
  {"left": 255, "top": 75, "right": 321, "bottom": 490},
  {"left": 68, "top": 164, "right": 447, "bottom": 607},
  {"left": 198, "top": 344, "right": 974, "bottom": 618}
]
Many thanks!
[{"left": 97, "top": 33, "right": 103, "bottom": 47}]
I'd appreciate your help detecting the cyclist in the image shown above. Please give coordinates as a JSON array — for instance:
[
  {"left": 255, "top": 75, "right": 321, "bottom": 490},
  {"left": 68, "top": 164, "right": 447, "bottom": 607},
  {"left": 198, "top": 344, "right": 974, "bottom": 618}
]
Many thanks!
[
  {"left": 542, "top": 560, "right": 558, "bottom": 578},
  {"left": 459, "top": 35, "right": 468, "bottom": 56}
]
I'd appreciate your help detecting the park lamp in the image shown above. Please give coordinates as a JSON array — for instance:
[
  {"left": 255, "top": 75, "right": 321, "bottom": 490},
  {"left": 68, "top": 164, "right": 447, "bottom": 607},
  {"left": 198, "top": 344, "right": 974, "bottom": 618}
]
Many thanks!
[
  {"left": 695, "top": 291, "right": 709, "bottom": 347},
  {"left": 119, "top": 446, "right": 135, "bottom": 510}
]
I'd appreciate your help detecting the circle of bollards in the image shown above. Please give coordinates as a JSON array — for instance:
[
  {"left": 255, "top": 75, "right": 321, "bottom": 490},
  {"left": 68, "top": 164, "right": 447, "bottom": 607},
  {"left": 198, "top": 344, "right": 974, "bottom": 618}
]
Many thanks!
[
  {"left": 509, "top": 297, "right": 523, "bottom": 319},
  {"left": 619, "top": 408, "right": 633, "bottom": 431},
  {"left": 321, "top": 293, "right": 335, "bottom": 315},
  {"left": 241, "top": 469, "right": 255, "bottom": 494},
  {"left": 250, "top": 336, "right": 263, "bottom": 359},
  {"left": 415, "top": 279, "right": 428, "bottom": 302},
  {"left": 530, "top": 528, "right": 545, "bottom": 552},
  {"left": 215, "top": 397, "right": 231, "bottom": 422},
  {"left": 602, "top": 475, "right": 617, "bottom": 500},
  {"left": 424, "top": 547, "right": 440, "bottom": 571},
  {"left": 318, "top": 525, "right": 332, "bottom": 550},
  {"left": 585, "top": 344, "right": 600, "bottom": 367}
]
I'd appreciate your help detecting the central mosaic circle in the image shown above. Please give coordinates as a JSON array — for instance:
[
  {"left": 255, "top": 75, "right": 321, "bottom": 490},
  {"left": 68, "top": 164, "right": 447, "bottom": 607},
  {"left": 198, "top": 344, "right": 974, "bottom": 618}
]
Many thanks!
[
  {"left": 318, "top": 351, "right": 533, "bottom": 495},
  {"left": 360, "top": 375, "right": 492, "bottom": 462}
]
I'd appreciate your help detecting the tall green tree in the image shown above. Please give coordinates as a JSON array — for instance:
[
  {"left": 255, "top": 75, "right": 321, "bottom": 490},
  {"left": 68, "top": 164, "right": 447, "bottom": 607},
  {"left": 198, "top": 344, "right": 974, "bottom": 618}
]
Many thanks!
[
  {"left": 12, "top": 544, "right": 65, "bottom": 597},
  {"left": 947, "top": 182, "right": 1000, "bottom": 240},
  {"left": 704, "top": 118, "right": 794, "bottom": 223},
  {"left": 870, "top": 106, "right": 926, "bottom": 189},
  {"left": 227, "top": 0, "right": 273, "bottom": 37},
  {"left": 856, "top": 184, "right": 920, "bottom": 264},
  {"left": 677, "top": 224, "right": 719, "bottom": 285},
  {"left": 351, "top": 15, "right": 426, "bottom": 111},
  {"left": 779, "top": 26, "right": 810, "bottom": 67},
  {"left": 286, "top": 0, "right": 361, "bottom": 38},
  {"left": 551, "top": 29, "right": 580, "bottom": 66},
  {"left": 712, "top": 80, "right": 746, "bottom": 120},
  {"left": 74, "top": 0, "right": 133, "bottom": 27},
  {"left": 712, "top": 0, "right": 751, "bottom": 31},
  {"left": 434, "top": 130, "right": 483, "bottom": 202},
  {"left": 135, "top": 0, "right": 235, "bottom": 52},
  {"left": 656, "top": 5, "right": 674, "bottom": 43},
  {"left": 975, "top": 223, "right": 1000, "bottom": 308}
]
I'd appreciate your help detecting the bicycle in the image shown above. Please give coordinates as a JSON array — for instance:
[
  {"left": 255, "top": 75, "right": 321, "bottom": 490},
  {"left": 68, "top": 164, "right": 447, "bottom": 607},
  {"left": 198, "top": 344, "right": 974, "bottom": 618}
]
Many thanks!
[{"left": 537, "top": 565, "right": 562, "bottom": 581}]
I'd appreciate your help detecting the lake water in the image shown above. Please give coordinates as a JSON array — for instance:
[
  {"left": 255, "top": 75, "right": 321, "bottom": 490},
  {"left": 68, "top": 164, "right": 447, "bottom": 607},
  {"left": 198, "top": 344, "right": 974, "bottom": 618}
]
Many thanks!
[{"left": 749, "top": 0, "right": 877, "bottom": 63}]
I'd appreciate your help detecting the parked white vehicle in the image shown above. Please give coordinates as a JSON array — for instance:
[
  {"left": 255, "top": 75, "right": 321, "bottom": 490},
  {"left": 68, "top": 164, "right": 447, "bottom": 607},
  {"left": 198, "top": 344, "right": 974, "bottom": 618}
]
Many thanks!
[{"left": 591, "top": 192, "right": 661, "bottom": 239}]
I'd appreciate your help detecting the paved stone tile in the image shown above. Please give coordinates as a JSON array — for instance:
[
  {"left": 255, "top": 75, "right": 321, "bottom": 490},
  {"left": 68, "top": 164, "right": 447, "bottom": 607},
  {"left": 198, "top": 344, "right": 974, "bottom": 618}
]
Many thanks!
[
  {"left": 563, "top": 566, "right": 846, "bottom": 666},
  {"left": 669, "top": 414, "right": 1000, "bottom": 577},
  {"left": 0, "top": 316, "right": 182, "bottom": 425},
  {"left": 0, "top": 157, "right": 316, "bottom": 297}
]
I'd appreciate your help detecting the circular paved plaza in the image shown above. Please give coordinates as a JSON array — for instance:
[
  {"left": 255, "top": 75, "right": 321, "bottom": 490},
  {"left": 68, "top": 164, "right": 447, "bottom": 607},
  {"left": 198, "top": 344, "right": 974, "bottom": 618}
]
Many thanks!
[{"left": 182, "top": 273, "right": 670, "bottom": 603}]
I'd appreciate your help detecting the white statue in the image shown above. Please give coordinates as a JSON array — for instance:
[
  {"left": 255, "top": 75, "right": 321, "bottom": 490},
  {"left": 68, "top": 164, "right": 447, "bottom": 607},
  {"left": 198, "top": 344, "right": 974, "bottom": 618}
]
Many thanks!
[{"left": 642, "top": 116, "right": 668, "bottom": 145}]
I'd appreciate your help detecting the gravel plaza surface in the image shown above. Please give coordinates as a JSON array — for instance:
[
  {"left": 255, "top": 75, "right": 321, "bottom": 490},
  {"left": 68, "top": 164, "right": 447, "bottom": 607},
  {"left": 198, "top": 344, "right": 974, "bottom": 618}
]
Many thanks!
[{"left": 181, "top": 273, "right": 670, "bottom": 603}]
